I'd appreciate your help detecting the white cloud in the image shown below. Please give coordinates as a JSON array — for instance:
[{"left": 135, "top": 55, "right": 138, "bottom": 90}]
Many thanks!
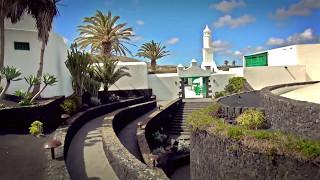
[
  {"left": 213, "top": 14, "right": 255, "bottom": 29},
  {"left": 266, "top": 28, "right": 319, "bottom": 47},
  {"left": 131, "top": 36, "right": 143, "bottom": 42},
  {"left": 136, "top": 20, "right": 144, "bottom": 25},
  {"left": 234, "top": 50, "right": 242, "bottom": 56},
  {"left": 63, "top": 37, "right": 68, "bottom": 44},
  {"left": 287, "top": 28, "right": 317, "bottom": 44},
  {"left": 210, "top": 0, "right": 246, "bottom": 13},
  {"left": 274, "top": 0, "right": 320, "bottom": 19},
  {"left": 266, "top": 37, "right": 286, "bottom": 46},
  {"left": 166, "top": 37, "right": 180, "bottom": 45},
  {"left": 212, "top": 40, "right": 230, "bottom": 52}
]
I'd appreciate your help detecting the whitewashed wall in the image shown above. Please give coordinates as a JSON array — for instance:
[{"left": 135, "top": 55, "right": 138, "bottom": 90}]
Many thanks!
[
  {"left": 268, "top": 45, "right": 298, "bottom": 66},
  {"left": 109, "top": 62, "right": 148, "bottom": 90},
  {"left": 147, "top": 73, "right": 180, "bottom": 101},
  {"left": 228, "top": 67, "right": 243, "bottom": 77},
  {"left": 210, "top": 73, "right": 236, "bottom": 95},
  {"left": 243, "top": 65, "right": 306, "bottom": 90},
  {"left": 296, "top": 44, "right": 320, "bottom": 81},
  {"left": 3, "top": 29, "right": 72, "bottom": 97}
]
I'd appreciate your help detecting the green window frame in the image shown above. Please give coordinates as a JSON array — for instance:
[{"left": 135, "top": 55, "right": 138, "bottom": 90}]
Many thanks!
[
  {"left": 245, "top": 52, "right": 268, "bottom": 67},
  {"left": 14, "top": 42, "right": 30, "bottom": 51}
]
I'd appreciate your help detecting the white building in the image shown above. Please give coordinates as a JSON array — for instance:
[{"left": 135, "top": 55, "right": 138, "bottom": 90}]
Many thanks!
[
  {"left": 3, "top": 15, "right": 72, "bottom": 97},
  {"left": 243, "top": 44, "right": 320, "bottom": 81}
]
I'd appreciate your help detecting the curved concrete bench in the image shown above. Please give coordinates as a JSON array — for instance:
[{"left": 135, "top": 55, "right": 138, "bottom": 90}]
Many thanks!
[
  {"left": 102, "top": 101, "right": 169, "bottom": 180},
  {"left": 260, "top": 81, "right": 320, "bottom": 140}
]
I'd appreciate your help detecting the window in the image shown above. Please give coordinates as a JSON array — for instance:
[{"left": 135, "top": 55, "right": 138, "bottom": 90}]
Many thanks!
[
  {"left": 244, "top": 52, "right": 268, "bottom": 67},
  {"left": 14, "top": 42, "right": 30, "bottom": 51}
]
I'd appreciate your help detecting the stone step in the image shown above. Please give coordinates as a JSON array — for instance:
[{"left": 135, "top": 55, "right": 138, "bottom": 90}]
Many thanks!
[
  {"left": 167, "top": 131, "right": 191, "bottom": 135},
  {"left": 171, "top": 120, "right": 187, "bottom": 124},
  {"left": 169, "top": 124, "right": 190, "bottom": 129}
]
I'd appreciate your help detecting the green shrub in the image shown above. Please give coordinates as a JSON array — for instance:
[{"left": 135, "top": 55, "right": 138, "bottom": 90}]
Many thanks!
[
  {"left": 236, "top": 109, "right": 265, "bottom": 130},
  {"left": 224, "top": 77, "right": 246, "bottom": 94},
  {"left": 18, "top": 98, "right": 32, "bottom": 106},
  {"left": 296, "top": 138, "right": 320, "bottom": 158},
  {"left": 153, "top": 131, "right": 167, "bottom": 144},
  {"left": 214, "top": 91, "right": 227, "bottom": 98},
  {"left": 29, "top": 121, "right": 43, "bottom": 137},
  {"left": 61, "top": 98, "right": 79, "bottom": 115},
  {"left": 227, "top": 126, "right": 244, "bottom": 140},
  {"left": 250, "top": 130, "right": 276, "bottom": 140},
  {"left": 14, "top": 89, "right": 27, "bottom": 98},
  {"left": 187, "top": 103, "right": 221, "bottom": 130},
  {"left": 15, "top": 89, "right": 33, "bottom": 106}
]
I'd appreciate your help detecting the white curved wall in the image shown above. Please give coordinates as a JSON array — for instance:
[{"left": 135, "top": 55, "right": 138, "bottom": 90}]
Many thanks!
[
  {"left": 3, "top": 29, "right": 72, "bottom": 97},
  {"left": 109, "top": 62, "right": 148, "bottom": 91},
  {"left": 147, "top": 73, "right": 180, "bottom": 101}
]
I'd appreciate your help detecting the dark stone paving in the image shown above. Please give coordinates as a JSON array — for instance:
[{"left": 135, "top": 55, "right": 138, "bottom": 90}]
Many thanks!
[{"left": 0, "top": 133, "right": 53, "bottom": 180}]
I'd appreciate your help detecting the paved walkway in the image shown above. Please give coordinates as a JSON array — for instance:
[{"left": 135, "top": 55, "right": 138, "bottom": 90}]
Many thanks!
[
  {"left": 66, "top": 100, "right": 171, "bottom": 180},
  {"left": 66, "top": 115, "right": 118, "bottom": 180},
  {"left": 118, "top": 108, "right": 158, "bottom": 161},
  {"left": 171, "top": 165, "right": 190, "bottom": 180}
]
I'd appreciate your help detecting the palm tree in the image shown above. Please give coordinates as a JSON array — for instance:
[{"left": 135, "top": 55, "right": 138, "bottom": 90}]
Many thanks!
[
  {"left": 76, "top": 10, "right": 133, "bottom": 57},
  {"left": 93, "top": 56, "right": 130, "bottom": 95},
  {"left": 0, "top": 0, "right": 59, "bottom": 70},
  {"left": 232, "top": 60, "right": 236, "bottom": 67},
  {"left": 136, "top": 40, "right": 169, "bottom": 71},
  {"left": 224, "top": 60, "right": 229, "bottom": 67}
]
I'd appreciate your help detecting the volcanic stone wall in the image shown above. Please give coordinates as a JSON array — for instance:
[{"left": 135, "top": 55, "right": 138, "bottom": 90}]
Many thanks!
[
  {"left": 101, "top": 101, "right": 169, "bottom": 180},
  {"left": 260, "top": 81, "right": 320, "bottom": 140},
  {"left": 190, "top": 130, "right": 320, "bottom": 180}
]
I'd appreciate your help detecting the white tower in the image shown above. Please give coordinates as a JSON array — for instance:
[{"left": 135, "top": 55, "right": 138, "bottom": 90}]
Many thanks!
[{"left": 201, "top": 25, "right": 218, "bottom": 72}]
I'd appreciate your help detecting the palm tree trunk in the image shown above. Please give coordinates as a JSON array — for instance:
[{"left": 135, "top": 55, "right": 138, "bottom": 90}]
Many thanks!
[
  {"left": 102, "top": 42, "right": 112, "bottom": 57},
  {"left": 0, "top": 12, "right": 5, "bottom": 70},
  {"left": 151, "top": 59, "right": 156, "bottom": 71},
  {"left": 0, "top": 80, "right": 10, "bottom": 99},
  {"left": 32, "top": 41, "right": 46, "bottom": 95}
]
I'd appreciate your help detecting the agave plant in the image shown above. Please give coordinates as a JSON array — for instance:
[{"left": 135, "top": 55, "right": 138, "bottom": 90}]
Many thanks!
[
  {"left": 93, "top": 56, "right": 130, "bottom": 94},
  {"left": 25, "top": 75, "right": 41, "bottom": 93},
  {"left": 30, "top": 73, "right": 57, "bottom": 102},
  {"left": 0, "top": 66, "right": 22, "bottom": 99}
]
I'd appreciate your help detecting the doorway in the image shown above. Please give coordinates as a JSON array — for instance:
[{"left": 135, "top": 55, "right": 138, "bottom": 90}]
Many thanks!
[{"left": 181, "top": 77, "right": 208, "bottom": 99}]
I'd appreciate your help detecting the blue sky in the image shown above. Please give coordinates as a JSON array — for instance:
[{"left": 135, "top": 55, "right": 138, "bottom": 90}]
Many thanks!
[{"left": 54, "top": 0, "right": 320, "bottom": 66}]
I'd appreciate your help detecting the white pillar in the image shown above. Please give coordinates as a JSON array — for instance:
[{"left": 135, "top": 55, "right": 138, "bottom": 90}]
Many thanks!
[{"left": 201, "top": 25, "right": 218, "bottom": 72}]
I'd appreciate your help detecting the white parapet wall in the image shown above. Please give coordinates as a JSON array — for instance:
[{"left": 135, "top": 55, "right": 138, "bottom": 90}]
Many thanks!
[
  {"left": 147, "top": 73, "right": 180, "bottom": 101},
  {"left": 109, "top": 61, "right": 149, "bottom": 91},
  {"left": 296, "top": 44, "right": 320, "bottom": 81},
  {"left": 210, "top": 73, "right": 237, "bottom": 95},
  {"left": 243, "top": 65, "right": 306, "bottom": 90}
]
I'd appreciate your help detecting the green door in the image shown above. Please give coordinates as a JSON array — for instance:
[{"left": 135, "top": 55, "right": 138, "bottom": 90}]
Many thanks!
[{"left": 245, "top": 52, "right": 268, "bottom": 67}]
